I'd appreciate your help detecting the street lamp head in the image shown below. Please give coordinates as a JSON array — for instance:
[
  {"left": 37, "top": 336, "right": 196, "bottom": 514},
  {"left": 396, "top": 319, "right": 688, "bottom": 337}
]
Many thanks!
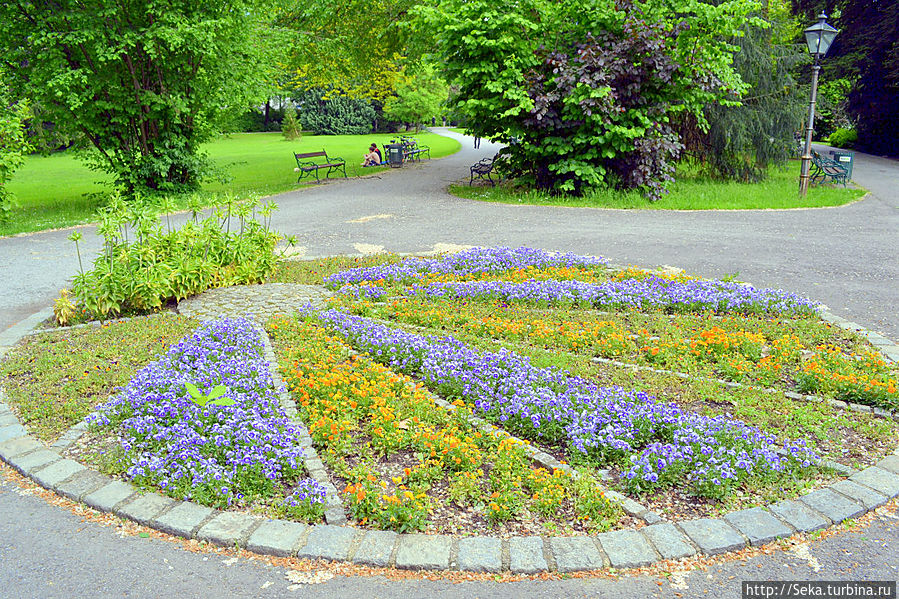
[{"left": 804, "top": 12, "right": 839, "bottom": 59}]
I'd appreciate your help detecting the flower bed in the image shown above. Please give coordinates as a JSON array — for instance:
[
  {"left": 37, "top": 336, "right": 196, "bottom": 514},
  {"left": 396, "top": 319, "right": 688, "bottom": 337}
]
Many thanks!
[
  {"left": 264, "top": 247, "right": 897, "bottom": 522},
  {"left": 306, "top": 308, "right": 818, "bottom": 501},
  {"left": 337, "top": 295, "right": 899, "bottom": 408},
  {"left": 269, "top": 316, "right": 621, "bottom": 535},
  {"left": 86, "top": 318, "right": 325, "bottom": 517}
]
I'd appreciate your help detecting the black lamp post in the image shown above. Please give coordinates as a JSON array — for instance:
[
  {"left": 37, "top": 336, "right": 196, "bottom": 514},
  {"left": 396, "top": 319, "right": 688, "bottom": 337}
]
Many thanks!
[{"left": 799, "top": 13, "right": 839, "bottom": 197}]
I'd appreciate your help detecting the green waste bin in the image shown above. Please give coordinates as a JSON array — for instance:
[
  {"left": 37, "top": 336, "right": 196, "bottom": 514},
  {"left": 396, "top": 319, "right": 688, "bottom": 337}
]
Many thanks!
[
  {"left": 387, "top": 143, "right": 405, "bottom": 168},
  {"left": 829, "top": 150, "right": 854, "bottom": 180}
]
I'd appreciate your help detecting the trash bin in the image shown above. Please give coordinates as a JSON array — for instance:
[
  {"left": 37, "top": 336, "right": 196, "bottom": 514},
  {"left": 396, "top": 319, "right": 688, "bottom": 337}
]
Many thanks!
[
  {"left": 829, "top": 149, "right": 854, "bottom": 180},
  {"left": 386, "top": 143, "right": 405, "bottom": 168}
]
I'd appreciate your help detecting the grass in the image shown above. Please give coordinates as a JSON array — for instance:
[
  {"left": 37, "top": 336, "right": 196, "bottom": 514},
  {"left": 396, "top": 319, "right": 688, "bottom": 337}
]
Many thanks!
[
  {"left": 0, "top": 314, "right": 197, "bottom": 441},
  {"left": 1, "top": 131, "right": 461, "bottom": 237},
  {"left": 451, "top": 161, "right": 866, "bottom": 210}
]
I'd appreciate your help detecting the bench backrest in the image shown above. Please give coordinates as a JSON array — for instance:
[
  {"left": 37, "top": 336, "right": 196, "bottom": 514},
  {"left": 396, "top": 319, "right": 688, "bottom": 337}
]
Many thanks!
[{"left": 295, "top": 150, "right": 328, "bottom": 161}]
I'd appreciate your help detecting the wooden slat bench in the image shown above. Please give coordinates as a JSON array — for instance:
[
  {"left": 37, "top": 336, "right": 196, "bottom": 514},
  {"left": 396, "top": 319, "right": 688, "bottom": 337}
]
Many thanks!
[
  {"left": 810, "top": 150, "right": 849, "bottom": 187},
  {"left": 294, "top": 150, "right": 347, "bottom": 183}
]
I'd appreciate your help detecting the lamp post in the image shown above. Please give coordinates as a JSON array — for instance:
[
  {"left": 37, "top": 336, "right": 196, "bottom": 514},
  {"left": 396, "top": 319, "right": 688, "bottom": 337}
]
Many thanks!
[{"left": 799, "top": 13, "right": 839, "bottom": 197}]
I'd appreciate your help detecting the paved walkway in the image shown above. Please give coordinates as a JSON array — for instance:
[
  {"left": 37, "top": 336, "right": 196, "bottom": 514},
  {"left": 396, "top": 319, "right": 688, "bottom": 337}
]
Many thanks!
[{"left": 1, "top": 130, "right": 898, "bottom": 597}]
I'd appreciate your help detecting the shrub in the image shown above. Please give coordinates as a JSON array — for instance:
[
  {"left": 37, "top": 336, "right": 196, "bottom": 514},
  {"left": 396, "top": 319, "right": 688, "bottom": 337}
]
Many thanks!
[
  {"left": 281, "top": 108, "right": 302, "bottom": 140},
  {"left": 67, "top": 193, "right": 288, "bottom": 320},
  {"left": 827, "top": 128, "right": 858, "bottom": 149},
  {"left": 296, "top": 89, "right": 375, "bottom": 135}
]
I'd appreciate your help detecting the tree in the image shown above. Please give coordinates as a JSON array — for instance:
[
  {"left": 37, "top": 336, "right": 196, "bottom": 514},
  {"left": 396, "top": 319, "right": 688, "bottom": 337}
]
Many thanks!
[
  {"left": 0, "top": 75, "right": 32, "bottom": 221},
  {"left": 383, "top": 64, "right": 448, "bottom": 130},
  {"left": 424, "top": 0, "right": 758, "bottom": 198},
  {"left": 679, "top": 3, "right": 808, "bottom": 181},
  {"left": 275, "top": 0, "right": 424, "bottom": 101},
  {"left": 281, "top": 106, "right": 303, "bottom": 141},
  {"left": 0, "top": 0, "right": 276, "bottom": 195},
  {"left": 837, "top": 0, "right": 899, "bottom": 155}
]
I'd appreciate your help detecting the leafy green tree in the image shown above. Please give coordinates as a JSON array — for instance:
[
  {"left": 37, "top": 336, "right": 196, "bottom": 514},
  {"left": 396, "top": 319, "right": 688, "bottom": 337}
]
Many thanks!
[
  {"left": 423, "top": 0, "right": 759, "bottom": 198},
  {"left": 0, "top": 0, "right": 277, "bottom": 195},
  {"left": 679, "top": 4, "right": 808, "bottom": 182},
  {"left": 383, "top": 64, "right": 448, "bottom": 131},
  {"left": 0, "top": 79, "right": 32, "bottom": 221}
]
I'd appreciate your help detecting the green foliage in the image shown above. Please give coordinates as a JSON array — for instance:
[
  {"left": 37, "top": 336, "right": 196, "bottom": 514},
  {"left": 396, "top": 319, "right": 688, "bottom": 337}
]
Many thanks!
[
  {"left": 830, "top": 0, "right": 899, "bottom": 155},
  {"left": 383, "top": 64, "right": 448, "bottom": 130},
  {"left": 69, "top": 193, "right": 286, "bottom": 319},
  {"left": 423, "top": 0, "right": 761, "bottom": 199},
  {"left": 296, "top": 90, "right": 376, "bottom": 135},
  {"left": 0, "top": 0, "right": 277, "bottom": 195},
  {"left": 679, "top": 13, "right": 807, "bottom": 182},
  {"left": 183, "top": 382, "right": 235, "bottom": 408},
  {"left": 281, "top": 108, "right": 303, "bottom": 141},
  {"left": 827, "top": 128, "right": 857, "bottom": 148},
  {"left": 0, "top": 82, "right": 32, "bottom": 221},
  {"left": 815, "top": 78, "right": 854, "bottom": 139}
]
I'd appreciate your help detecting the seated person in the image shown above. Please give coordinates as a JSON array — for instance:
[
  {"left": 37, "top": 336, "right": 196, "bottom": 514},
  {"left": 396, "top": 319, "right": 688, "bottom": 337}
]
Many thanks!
[{"left": 362, "top": 143, "right": 382, "bottom": 167}]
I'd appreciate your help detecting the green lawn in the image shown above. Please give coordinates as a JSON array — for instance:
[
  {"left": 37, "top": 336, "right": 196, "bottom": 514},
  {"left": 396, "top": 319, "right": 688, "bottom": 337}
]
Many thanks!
[
  {"left": 451, "top": 161, "right": 866, "bottom": 210},
  {"left": 2, "top": 131, "right": 461, "bottom": 237}
]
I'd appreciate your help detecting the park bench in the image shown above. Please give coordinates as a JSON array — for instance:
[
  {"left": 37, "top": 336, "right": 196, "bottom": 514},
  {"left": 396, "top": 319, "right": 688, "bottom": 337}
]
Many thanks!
[
  {"left": 469, "top": 151, "right": 509, "bottom": 186},
  {"left": 810, "top": 150, "right": 849, "bottom": 187},
  {"left": 399, "top": 136, "right": 430, "bottom": 162},
  {"left": 294, "top": 150, "right": 347, "bottom": 183}
]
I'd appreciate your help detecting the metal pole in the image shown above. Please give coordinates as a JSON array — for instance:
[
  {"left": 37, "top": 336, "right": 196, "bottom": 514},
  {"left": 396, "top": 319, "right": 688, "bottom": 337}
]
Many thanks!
[{"left": 799, "top": 61, "right": 821, "bottom": 197}]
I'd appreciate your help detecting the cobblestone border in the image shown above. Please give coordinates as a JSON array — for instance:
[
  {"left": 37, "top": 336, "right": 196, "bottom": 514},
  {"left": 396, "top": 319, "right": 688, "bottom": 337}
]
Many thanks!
[{"left": 2, "top": 279, "right": 899, "bottom": 572}]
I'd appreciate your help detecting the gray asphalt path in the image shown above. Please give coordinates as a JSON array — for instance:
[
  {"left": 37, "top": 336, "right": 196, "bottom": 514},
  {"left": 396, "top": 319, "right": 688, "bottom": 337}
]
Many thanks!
[
  {"left": 2, "top": 130, "right": 896, "bottom": 339},
  {"left": 0, "top": 129, "right": 897, "bottom": 598}
]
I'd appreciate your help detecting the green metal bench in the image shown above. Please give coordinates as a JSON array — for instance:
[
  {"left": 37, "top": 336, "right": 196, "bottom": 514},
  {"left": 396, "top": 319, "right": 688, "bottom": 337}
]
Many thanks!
[
  {"left": 294, "top": 150, "right": 347, "bottom": 183},
  {"left": 810, "top": 150, "right": 850, "bottom": 187}
]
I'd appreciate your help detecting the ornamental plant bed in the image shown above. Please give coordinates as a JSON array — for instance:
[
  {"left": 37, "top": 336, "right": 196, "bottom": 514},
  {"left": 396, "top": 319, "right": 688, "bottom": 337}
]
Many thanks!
[
  {"left": 268, "top": 315, "right": 625, "bottom": 536},
  {"left": 71, "top": 318, "right": 327, "bottom": 521},
  {"left": 269, "top": 247, "right": 898, "bottom": 527}
]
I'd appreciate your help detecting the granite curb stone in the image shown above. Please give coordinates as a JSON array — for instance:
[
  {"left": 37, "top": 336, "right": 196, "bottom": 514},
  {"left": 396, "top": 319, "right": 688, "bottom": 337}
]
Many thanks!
[
  {"left": 550, "top": 536, "right": 606, "bottom": 572},
  {"left": 31, "top": 458, "right": 86, "bottom": 489},
  {"left": 678, "top": 519, "right": 747, "bottom": 555},
  {"left": 509, "top": 537, "right": 548, "bottom": 574},
  {"left": 352, "top": 530, "right": 398, "bottom": 567},
  {"left": 849, "top": 467, "right": 899, "bottom": 497},
  {"left": 10, "top": 448, "right": 60, "bottom": 474},
  {"left": 296, "top": 524, "right": 358, "bottom": 562},
  {"left": 457, "top": 536, "right": 502, "bottom": 573},
  {"left": 0, "top": 423, "right": 28, "bottom": 443},
  {"left": 395, "top": 534, "right": 453, "bottom": 570},
  {"left": 196, "top": 511, "right": 261, "bottom": 547},
  {"left": 0, "top": 435, "right": 42, "bottom": 460},
  {"left": 153, "top": 502, "right": 216, "bottom": 538},
  {"left": 799, "top": 488, "right": 865, "bottom": 523},
  {"left": 597, "top": 529, "right": 659, "bottom": 568},
  {"left": 768, "top": 500, "right": 830, "bottom": 532},
  {"left": 83, "top": 480, "right": 138, "bottom": 512},
  {"left": 53, "top": 469, "right": 111, "bottom": 502},
  {"left": 641, "top": 523, "right": 697, "bottom": 560},
  {"left": 246, "top": 520, "right": 310, "bottom": 557},
  {"left": 117, "top": 492, "right": 177, "bottom": 526},
  {"left": 723, "top": 507, "right": 794, "bottom": 546},
  {"left": 830, "top": 479, "right": 889, "bottom": 509},
  {"left": 875, "top": 455, "right": 899, "bottom": 475}
]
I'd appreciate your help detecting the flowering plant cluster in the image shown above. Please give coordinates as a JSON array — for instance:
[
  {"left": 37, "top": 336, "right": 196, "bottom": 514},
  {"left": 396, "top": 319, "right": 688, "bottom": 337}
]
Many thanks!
[
  {"left": 308, "top": 308, "right": 817, "bottom": 500},
  {"left": 340, "top": 295, "right": 897, "bottom": 408},
  {"left": 404, "top": 278, "right": 820, "bottom": 316},
  {"left": 323, "top": 246, "right": 608, "bottom": 288},
  {"left": 88, "top": 318, "right": 321, "bottom": 515},
  {"left": 268, "top": 315, "right": 621, "bottom": 531}
]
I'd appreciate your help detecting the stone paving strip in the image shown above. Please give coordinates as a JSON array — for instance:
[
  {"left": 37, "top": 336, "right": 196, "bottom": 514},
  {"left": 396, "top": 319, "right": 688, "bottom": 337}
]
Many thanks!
[{"left": 1, "top": 282, "right": 899, "bottom": 573}]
